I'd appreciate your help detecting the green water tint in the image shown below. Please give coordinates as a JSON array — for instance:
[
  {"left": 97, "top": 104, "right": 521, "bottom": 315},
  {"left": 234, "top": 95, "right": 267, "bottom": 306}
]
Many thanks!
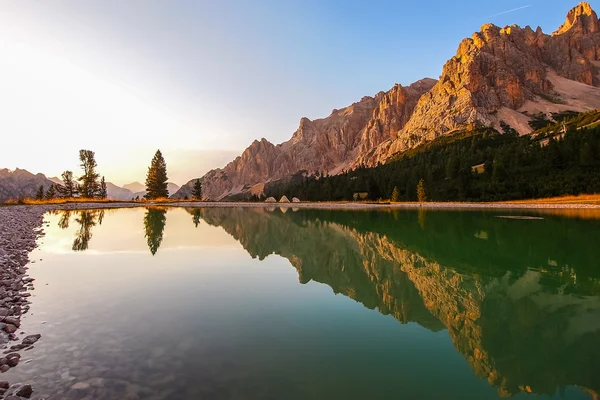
[{"left": 18, "top": 207, "right": 600, "bottom": 399}]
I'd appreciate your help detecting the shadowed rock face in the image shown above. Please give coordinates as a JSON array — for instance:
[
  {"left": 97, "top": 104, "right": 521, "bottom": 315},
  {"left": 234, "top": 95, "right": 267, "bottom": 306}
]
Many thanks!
[
  {"left": 195, "top": 207, "right": 600, "bottom": 398},
  {"left": 0, "top": 168, "right": 55, "bottom": 202},
  {"left": 175, "top": 3, "right": 600, "bottom": 200}
]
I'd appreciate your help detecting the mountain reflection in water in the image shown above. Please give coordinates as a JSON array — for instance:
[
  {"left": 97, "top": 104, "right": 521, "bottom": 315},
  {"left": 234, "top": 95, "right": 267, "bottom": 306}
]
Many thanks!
[{"left": 51, "top": 206, "right": 600, "bottom": 398}]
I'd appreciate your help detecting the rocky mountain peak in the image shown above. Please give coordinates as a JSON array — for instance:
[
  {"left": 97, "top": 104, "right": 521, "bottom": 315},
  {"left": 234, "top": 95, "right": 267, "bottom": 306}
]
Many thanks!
[
  {"left": 0, "top": 168, "right": 55, "bottom": 202},
  {"left": 175, "top": 3, "right": 600, "bottom": 200},
  {"left": 553, "top": 2, "right": 599, "bottom": 36}
]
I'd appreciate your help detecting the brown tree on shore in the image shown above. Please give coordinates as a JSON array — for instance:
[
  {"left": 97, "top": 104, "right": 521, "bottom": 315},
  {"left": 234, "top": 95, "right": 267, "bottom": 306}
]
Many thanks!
[
  {"left": 99, "top": 177, "right": 108, "bottom": 199},
  {"left": 145, "top": 150, "right": 169, "bottom": 199},
  {"left": 35, "top": 185, "right": 44, "bottom": 200},
  {"left": 192, "top": 179, "right": 202, "bottom": 200},
  {"left": 78, "top": 150, "right": 100, "bottom": 198},
  {"left": 417, "top": 179, "right": 426, "bottom": 203},
  {"left": 45, "top": 184, "right": 57, "bottom": 200},
  {"left": 56, "top": 170, "right": 78, "bottom": 198}
]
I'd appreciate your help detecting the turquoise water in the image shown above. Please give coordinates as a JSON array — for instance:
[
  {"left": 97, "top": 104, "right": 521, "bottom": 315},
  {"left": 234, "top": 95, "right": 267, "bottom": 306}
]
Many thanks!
[{"left": 4, "top": 207, "right": 600, "bottom": 399}]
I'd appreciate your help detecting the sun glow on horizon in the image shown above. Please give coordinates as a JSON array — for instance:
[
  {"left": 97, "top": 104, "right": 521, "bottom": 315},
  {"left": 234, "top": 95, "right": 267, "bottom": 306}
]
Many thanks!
[{"left": 0, "top": 39, "right": 206, "bottom": 183}]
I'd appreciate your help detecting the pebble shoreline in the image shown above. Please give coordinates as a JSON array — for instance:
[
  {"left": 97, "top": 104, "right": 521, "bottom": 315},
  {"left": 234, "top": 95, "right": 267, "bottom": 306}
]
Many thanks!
[{"left": 0, "top": 200, "right": 598, "bottom": 398}]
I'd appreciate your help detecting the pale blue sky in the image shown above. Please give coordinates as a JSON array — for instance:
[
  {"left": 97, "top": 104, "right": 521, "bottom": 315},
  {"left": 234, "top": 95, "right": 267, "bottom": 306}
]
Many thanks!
[{"left": 0, "top": 1, "right": 592, "bottom": 184}]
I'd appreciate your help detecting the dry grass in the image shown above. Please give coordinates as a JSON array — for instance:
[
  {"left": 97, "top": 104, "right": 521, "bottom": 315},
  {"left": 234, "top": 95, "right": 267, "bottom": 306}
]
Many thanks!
[
  {"left": 3, "top": 197, "right": 202, "bottom": 205},
  {"left": 500, "top": 194, "right": 600, "bottom": 205},
  {"left": 5, "top": 197, "right": 117, "bottom": 205}
]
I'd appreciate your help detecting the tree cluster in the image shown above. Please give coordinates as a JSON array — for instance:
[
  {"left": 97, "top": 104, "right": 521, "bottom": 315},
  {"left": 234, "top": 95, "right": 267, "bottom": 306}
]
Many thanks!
[
  {"left": 38, "top": 150, "right": 108, "bottom": 200},
  {"left": 264, "top": 121, "right": 600, "bottom": 203}
]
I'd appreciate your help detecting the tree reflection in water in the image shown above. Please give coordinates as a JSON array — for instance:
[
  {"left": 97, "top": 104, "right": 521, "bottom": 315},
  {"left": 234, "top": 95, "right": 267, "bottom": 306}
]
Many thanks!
[
  {"left": 54, "top": 209, "right": 105, "bottom": 251},
  {"left": 189, "top": 208, "right": 202, "bottom": 228},
  {"left": 144, "top": 208, "right": 167, "bottom": 255}
]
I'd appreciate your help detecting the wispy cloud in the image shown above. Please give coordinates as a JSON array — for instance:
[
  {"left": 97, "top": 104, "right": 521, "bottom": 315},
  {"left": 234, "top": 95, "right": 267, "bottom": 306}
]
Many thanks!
[{"left": 485, "top": 4, "right": 532, "bottom": 19}]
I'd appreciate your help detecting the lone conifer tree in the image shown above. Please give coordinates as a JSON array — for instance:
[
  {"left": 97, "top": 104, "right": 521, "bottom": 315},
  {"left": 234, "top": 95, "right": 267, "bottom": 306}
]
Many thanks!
[
  {"left": 99, "top": 177, "right": 108, "bottom": 199},
  {"left": 56, "top": 170, "right": 78, "bottom": 198},
  {"left": 45, "top": 184, "right": 57, "bottom": 200},
  {"left": 78, "top": 150, "right": 100, "bottom": 198},
  {"left": 35, "top": 185, "right": 44, "bottom": 200},
  {"left": 417, "top": 179, "right": 426, "bottom": 203},
  {"left": 145, "top": 150, "right": 169, "bottom": 199},
  {"left": 192, "top": 179, "right": 202, "bottom": 200},
  {"left": 391, "top": 186, "right": 399, "bottom": 203}
]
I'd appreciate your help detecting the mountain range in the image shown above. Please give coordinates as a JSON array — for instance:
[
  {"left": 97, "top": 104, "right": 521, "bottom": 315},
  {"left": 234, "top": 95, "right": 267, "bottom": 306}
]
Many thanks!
[
  {"left": 174, "top": 2, "right": 600, "bottom": 200},
  {"left": 0, "top": 169, "right": 56, "bottom": 202}
]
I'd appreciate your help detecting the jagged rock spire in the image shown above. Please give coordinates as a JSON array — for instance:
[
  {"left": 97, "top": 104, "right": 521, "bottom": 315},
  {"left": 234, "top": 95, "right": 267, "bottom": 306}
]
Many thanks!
[{"left": 553, "top": 2, "right": 599, "bottom": 36}]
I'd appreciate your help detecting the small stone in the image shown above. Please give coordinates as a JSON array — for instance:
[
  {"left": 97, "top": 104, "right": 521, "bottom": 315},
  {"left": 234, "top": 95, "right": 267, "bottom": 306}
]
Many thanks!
[
  {"left": 3, "top": 317, "right": 19, "bottom": 328},
  {"left": 0, "top": 381, "right": 9, "bottom": 389},
  {"left": 16, "top": 384, "right": 33, "bottom": 398},
  {"left": 0, "top": 365, "right": 9, "bottom": 372},
  {"left": 87, "top": 377, "right": 104, "bottom": 387},
  {"left": 21, "top": 334, "right": 40, "bottom": 346},
  {"left": 71, "top": 382, "right": 90, "bottom": 390},
  {"left": 2, "top": 324, "right": 17, "bottom": 334},
  {"left": 6, "top": 358, "right": 18, "bottom": 367},
  {"left": 5, "top": 353, "right": 20, "bottom": 367}
]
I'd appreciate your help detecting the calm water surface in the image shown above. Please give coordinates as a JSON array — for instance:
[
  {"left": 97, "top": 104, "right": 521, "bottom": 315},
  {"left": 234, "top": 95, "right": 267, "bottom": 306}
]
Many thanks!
[{"left": 4, "top": 207, "right": 600, "bottom": 399}]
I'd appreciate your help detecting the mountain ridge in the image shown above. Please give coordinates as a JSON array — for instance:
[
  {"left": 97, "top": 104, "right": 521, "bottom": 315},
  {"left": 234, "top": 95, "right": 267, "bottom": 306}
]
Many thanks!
[
  {"left": 0, "top": 168, "right": 55, "bottom": 202},
  {"left": 175, "top": 2, "right": 600, "bottom": 200},
  {"left": 175, "top": 78, "right": 436, "bottom": 199}
]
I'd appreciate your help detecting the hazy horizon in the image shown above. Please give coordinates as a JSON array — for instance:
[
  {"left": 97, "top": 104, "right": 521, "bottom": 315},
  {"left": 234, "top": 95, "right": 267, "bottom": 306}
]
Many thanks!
[{"left": 0, "top": 0, "right": 590, "bottom": 185}]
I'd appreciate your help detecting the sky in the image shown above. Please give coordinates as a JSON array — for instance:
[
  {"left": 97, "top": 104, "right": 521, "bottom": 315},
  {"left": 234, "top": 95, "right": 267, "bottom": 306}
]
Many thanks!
[{"left": 0, "top": 0, "right": 593, "bottom": 185}]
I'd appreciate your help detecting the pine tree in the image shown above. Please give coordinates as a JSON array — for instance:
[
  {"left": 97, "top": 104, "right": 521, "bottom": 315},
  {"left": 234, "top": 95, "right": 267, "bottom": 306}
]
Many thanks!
[
  {"left": 391, "top": 186, "right": 399, "bottom": 203},
  {"left": 78, "top": 150, "right": 100, "bottom": 198},
  {"left": 99, "top": 176, "right": 108, "bottom": 199},
  {"left": 56, "top": 170, "right": 78, "bottom": 198},
  {"left": 45, "top": 184, "right": 57, "bottom": 200},
  {"left": 35, "top": 185, "right": 44, "bottom": 200},
  {"left": 145, "top": 150, "right": 169, "bottom": 199},
  {"left": 417, "top": 179, "right": 426, "bottom": 203},
  {"left": 192, "top": 179, "right": 202, "bottom": 200}
]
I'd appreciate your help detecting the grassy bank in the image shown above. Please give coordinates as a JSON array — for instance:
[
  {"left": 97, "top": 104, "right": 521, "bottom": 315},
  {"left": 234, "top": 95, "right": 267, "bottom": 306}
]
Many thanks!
[
  {"left": 3, "top": 197, "right": 201, "bottom": 205},
  {"left": 500, "top": 194, "right": 600, "bottom": 205}
]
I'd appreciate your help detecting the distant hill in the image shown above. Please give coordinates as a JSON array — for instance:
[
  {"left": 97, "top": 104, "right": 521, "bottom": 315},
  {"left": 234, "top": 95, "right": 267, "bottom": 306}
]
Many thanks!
[
  {"left": 105, "top": 182, "right": 134, "bottom": 201},
  {"left": 0, "top": 168, "right": 56, "bottom": 202},
  {"left": 123, "top": 182, "right": 145, "bottom": 193},
  {"left": 48, "top": 176, "right": 63, "bottom": 185},
  {"left": 131, "top": 182, "right": 180, "bottom": 199}
]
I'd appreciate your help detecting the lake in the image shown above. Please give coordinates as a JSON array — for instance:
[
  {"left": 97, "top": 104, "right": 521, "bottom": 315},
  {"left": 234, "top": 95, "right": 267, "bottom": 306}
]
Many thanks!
[{"left": 4, "top": 206, "right": 600, "bottom": 399}]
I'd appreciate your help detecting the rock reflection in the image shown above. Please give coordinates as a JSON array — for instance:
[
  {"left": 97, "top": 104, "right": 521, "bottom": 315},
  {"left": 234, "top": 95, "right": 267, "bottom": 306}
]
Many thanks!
[
  {"left": 196, "top": 207, "right": 600, "bottom": 398},
  {"left": 143, "top": 208, "right": 167, "bottom": 255}
]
